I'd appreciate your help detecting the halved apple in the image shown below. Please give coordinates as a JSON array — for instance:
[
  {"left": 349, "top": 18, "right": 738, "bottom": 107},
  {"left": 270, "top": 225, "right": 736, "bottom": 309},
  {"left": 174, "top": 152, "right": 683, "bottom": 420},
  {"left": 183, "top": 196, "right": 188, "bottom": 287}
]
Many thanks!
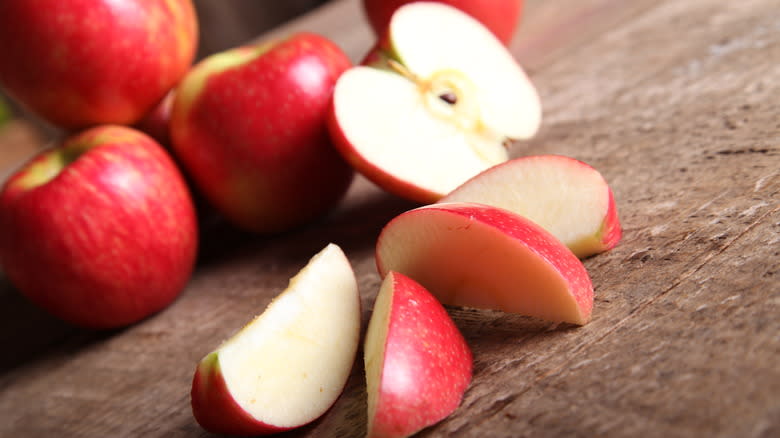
[
  {"left": 441, "top": 154, "right": 622, "bottom": 258},
  {"left": 376, "top": 203, "right": 593, "bottom": 325},
  {"left": 191, "top": 244, "right": 361, "bottom": 436},
  {"left": 365, "top": 271, "right": 473, "bottom": 438},
  {"left": 329, "top": 2, "right": 541, "bottom": 203}
]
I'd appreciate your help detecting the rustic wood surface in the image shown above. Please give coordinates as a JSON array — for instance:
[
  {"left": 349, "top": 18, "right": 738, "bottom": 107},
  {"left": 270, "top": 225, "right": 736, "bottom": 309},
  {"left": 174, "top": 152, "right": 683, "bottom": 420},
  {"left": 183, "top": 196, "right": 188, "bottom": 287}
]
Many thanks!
[{"left": 1, "top": 0, "right": 778, "bottom": 437}]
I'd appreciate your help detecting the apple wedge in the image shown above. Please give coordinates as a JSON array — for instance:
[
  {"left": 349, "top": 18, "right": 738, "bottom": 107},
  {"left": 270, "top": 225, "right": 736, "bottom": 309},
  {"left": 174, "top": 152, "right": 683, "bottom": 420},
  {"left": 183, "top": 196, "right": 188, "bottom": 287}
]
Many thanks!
[
  {"left": 376, "top": 203, "right": 593, "bottom": 324},
  {"left": 329, "top": 2, "right": 541, "bottom": 203},
  {"left": 191, "top": 244, "right": 361, "bottom": 436},
  {"left": 441, "top": 155, "right": 622, "bottom": 258},
  {"left": 365, "top": 271, "right": 472, "bottom": 438}
]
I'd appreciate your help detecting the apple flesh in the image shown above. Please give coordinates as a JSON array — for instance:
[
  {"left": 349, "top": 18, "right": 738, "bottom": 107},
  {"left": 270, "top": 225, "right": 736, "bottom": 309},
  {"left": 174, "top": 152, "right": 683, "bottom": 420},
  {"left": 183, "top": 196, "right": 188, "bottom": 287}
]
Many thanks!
[
  {"left": 441, "top": 155, "right": 622, "bottom": 258},
  {"left": 0, "top": 0, "right": 198, "bottom": 130},
  {"left": 376, "top": 203, "right": 593, "bottom": 324},
  {"left": 329, "top": 2, "right": 541, "bottom": 203},
  {"left": 363, "top": 0, "right": 523, "bottom": 45},
  {"left": 365, "top": 271, "right": 472, "bottom": 438},
  {"left": 170, "top": 33, "right": 354, "bottom": 233},
  {"left": 191, "top": 244, "right": 361, "bottom": 436},
  {"left": 0, "top": 125, "right": 198, "bottom": 329}
]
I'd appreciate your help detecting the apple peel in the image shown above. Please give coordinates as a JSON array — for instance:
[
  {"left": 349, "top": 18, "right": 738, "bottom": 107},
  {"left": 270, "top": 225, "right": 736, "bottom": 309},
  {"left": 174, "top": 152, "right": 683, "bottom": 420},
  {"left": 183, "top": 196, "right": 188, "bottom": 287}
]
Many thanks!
[
  {"left": 365, "top": 271, "right": 473, "bottom": 438},
  {"left": 376, "top": 202, "right": 594, "bottom": 325}
]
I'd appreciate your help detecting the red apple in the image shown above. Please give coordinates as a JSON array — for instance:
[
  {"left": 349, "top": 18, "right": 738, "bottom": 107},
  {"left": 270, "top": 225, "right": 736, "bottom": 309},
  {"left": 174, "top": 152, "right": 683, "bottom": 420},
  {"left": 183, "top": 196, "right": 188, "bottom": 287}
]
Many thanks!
[
  {"left": 191, "top": 244, "right": 361, "bottom": 436},
  {"left": 365, "top": 271, "right": 472, "bottom": 438},
  {"left": 363, "top": 0, "right": 523, "bottom": 45},
  {"left": 329, "top": 2, "right": 540, "bottom": 203},
  {"left": 170, "top": 33, "right": 355, "bottom": 233},
  {"left": 0, "top": 125, "right": 198, "bottom": 329},
  {"left": 0, "top": 0, "right": 198, "bottom": 130},
  {"left": 441, "top": 155, "right": 622, "bottom": 258},
  {"left": 376, "top": 203, "right": 593, "bottom": 324}
]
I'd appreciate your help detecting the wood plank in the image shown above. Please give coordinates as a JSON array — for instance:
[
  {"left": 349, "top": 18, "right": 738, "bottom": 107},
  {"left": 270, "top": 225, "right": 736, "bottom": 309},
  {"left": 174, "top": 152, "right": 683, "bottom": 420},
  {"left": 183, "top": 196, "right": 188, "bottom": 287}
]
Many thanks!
[{"left": 0, "top": 0, "right": 778, "bottom": 436}]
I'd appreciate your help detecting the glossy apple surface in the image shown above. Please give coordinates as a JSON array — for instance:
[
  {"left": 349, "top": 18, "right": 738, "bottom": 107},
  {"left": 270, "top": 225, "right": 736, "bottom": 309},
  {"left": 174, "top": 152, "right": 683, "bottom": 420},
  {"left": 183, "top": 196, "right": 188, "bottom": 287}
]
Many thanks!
[
  {"left": 0, "top": 125, "right": 198, "bottom": 328},
  {"left": 170, "top": 32, "right": 354, "bottom": 233},
  {"left": 441, "top": 155, "right": 622, "bottom": 258},
  {"left": 191, "top": 244, "right": 361, "bottom": 436},
  {"left": 0, "top": 0, "right": 198, "bottom": 130},
  {"left": 365, "top": 271, "right": 472, "bottom": 438},
  {"left": 376, "top": 203, "right": 593, "bottom": 324},
  {"left": 329, "top": 2, "right": 540, "bottom": 203},
  {"left": 363, "top": 0, "right": 523, "bottom": 45}
]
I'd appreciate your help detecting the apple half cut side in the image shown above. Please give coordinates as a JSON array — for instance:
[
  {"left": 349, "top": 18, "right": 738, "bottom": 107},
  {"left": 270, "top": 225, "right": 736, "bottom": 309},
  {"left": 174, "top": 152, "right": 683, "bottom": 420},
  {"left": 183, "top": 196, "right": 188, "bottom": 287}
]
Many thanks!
[
  {"left": 365, "top": 271, "right": 473, "bottom": 438},
  {"left": 441, "top": 154, "right": 622, "bottom": 258},
  {"left": 191, "top": 244, "right": 361, "bottom": 436},
  {"left": 376, "top": 203, "right": 593, "bottom": 325},
  {"left": 329, "top": 2, "right": 541, "bottom": 203}
]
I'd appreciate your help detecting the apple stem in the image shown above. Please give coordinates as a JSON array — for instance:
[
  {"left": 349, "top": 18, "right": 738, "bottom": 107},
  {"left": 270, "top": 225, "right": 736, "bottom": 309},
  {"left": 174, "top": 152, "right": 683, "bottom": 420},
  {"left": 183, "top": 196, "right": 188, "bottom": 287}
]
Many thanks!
[
  {"left": 387, "top": 59, "right": 461, "bottom": 105},
  {"left": 387, "top": 59, "right": 420, "bottom": 84}
]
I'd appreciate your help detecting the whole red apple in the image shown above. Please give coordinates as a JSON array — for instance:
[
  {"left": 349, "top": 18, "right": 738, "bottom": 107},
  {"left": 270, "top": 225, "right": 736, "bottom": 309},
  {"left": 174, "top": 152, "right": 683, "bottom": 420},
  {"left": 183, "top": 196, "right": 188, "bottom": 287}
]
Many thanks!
[
  {"left": 363, "top": 0, "right": 523, "bottom": 45},
  {"left": 0, "top": 125, "right": 198, "bottom": 329},
  {"left": 0, "top": 0, "right": 199, "bottom": 130},
  {"left": 170, "top": 33, "right": 354, "bottom": 233}
]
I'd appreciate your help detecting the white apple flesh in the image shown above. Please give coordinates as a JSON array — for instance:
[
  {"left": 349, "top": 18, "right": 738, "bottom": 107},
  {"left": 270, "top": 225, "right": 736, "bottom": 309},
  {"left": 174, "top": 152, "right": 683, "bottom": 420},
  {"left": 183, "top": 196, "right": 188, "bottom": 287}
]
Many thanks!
[
  {"left": 441, "top": 154, "right": 622, "bottom": 258},
  {"left": 365, "top": 271, "right": 472, "bottom": 438},
  {"left": 191, "top": 244, "right": 361, "bottom": 436},
  {"left": 329, "top": 2, "right": 541, "bottom": 203},
  {"left": 376, "top": 203, "right": 593, "bottom": 325}
]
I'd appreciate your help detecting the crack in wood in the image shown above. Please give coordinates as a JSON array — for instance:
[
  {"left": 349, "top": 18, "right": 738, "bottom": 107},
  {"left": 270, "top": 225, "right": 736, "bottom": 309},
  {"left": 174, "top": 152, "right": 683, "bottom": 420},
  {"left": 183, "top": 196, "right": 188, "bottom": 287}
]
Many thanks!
[{"left": 715, "top": 147, "right": 777, "bottom": 155}]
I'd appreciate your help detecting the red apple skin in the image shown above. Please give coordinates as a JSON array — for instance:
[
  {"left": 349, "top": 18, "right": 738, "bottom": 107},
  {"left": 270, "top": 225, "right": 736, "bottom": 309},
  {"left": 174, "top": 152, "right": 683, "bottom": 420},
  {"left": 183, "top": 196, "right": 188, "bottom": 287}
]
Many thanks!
[
  {"left": 363, "top": 0, "right": 523, "bottom": 45},
  {"left": 191, "top": 352, "right": 290, "bottom": 436},
  {"left": 601, "top": 188, "right": 622, "bottom": 252},
  {"left": 369, "top": 271, "right": 472, "bottom": 438},
  {"left": 0, "top": 125, "right": 198, "bottom": 329},
  {"left": 0, "top": 0, "right": 198, "bottom": 130},
  {"left": 170, "top": 33, "right": 355, "bottom": 233},
  {"left": 376, "top": 203, "right": 594, "bottom": 324}
]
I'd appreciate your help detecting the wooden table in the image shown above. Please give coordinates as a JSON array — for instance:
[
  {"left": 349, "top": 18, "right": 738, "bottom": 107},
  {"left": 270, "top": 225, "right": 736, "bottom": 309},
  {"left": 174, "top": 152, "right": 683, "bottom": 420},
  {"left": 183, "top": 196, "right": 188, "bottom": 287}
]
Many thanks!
[{"left": 1, "top": 0, "right": 778, "bottom": 436}]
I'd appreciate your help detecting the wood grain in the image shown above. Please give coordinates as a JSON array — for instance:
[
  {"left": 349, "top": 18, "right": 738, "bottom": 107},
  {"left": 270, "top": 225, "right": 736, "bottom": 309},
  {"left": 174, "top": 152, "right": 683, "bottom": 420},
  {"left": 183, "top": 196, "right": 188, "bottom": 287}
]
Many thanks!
[{"left": 0, "top": 0, "right": 778, "bottom": 437}]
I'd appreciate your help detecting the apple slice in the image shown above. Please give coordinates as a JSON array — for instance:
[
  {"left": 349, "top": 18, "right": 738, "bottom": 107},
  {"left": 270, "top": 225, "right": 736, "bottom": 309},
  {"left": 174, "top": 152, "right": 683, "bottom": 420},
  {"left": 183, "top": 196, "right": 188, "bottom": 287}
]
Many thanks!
[
  {"left": 329, "top": 2, "right": 541, "bottom": 203},
  {"left": 191, "top": 244, "right": 361, "bottom": 436},
  {"left": 376, "top": 203, "right": 593, "bottom": 325},
  {"left": 441, "top": 155, "right": 622, "bottom": 258},
  {"left": 365, "top": 271, "right": 472, "bottom": 438}
]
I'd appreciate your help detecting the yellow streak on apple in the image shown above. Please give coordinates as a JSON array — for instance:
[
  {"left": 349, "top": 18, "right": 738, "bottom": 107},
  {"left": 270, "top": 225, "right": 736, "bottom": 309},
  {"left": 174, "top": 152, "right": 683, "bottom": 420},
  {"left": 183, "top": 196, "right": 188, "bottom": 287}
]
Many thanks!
[{"left": 174, "top": 42, "right": 274, "bottom": 117}]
